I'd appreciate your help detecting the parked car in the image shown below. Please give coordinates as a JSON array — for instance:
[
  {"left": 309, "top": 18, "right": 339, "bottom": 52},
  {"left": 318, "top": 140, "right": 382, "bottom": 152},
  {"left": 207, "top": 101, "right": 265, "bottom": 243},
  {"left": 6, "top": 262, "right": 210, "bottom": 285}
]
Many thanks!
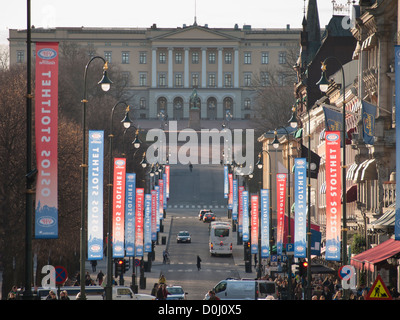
[
  {"left": 199, "top": 209, "right": 212, "bottom": 220},
  {"left": 166, "top": 285, "right": 187, "bottom": 300},
  {"left": 176, "top": 231, "right": 191, "bottom": 243},
  {"left": 203, "top": 212, "right": 216, "bottom": 222}
]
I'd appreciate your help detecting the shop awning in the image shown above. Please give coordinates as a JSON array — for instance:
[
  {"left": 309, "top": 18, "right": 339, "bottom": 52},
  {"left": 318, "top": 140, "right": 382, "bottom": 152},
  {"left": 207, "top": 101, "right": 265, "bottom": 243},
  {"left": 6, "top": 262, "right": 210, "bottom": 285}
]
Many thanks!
[
  {"left": 353, "top": 159, "right": 378, "bottom": 182},
  {"left": 369, "top": 205, "right": 396, "bottom": 230},
  {"left": 351, "top": 239, "right": 400, "bottom": 272},
  {"left": 346, "top": 185, "right": 357, "bottom": 203},
  {"left": 346, "top": 163, "right": 358, "bottom": 180}
]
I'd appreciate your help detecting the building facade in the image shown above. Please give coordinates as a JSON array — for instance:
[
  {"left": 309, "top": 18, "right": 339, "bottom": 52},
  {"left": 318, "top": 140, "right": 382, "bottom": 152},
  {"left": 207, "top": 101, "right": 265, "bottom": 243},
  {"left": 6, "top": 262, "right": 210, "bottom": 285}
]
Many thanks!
[{"left": 9, "top": 23, "right": 300, "bottom": 121}]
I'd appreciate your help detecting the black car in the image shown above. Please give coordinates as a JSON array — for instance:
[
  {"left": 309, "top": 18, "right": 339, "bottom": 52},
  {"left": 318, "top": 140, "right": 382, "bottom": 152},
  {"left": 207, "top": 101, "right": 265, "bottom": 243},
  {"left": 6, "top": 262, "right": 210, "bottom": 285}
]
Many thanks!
[{"left": 203, "top": 212, "right": 216, "bottom": 222}]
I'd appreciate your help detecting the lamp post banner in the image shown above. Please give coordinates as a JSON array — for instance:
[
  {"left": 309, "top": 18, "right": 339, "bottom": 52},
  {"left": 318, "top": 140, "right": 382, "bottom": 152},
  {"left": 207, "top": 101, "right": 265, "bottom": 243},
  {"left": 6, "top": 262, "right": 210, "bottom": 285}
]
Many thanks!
[
  {"left": 242, "top": 191, "right": 249, "bottom": 241},
  {"left": 112, "top": 158, "right": 126, "bottom": 258},
  {"left": 251, "top": 195, "right": 259, "bottom": 254},
  {"left": 87, "top": 130, "right": 104, "bottom": 259},
  {"left": 34, "top": 42, "right": 59, "bottom": 239},
  {"left": 151, "top": 190, "right": 158, "bottom": 241},
  {"left": 260, "top": 189, "right": 270, "bottom": 258},
  {"left": 159, "top": 179, "right": 164, "bottom": 219},
  {"left": 294, "top": 158, "right": 307, "bottom": 258},
  {"left": 325, "top": 132, "right": 341, "bottom": 261},
  {"left": 238, "top": 186, "right": 244, "bottom": 233},
  {"left": 125, "top": 173, "right": 136, "bottom": 257},
  {"left": 154, "top": 186, "right": 160, "bottom": 232},
  {"left": 163, "top": 173, "right": 167, "bottom": 209},
  {"left": 228, "top": 173, "right": 233, "bottom": 209},
  {"left": 276, "top": 173, "right": 287, "bottom": 255},
  {"left": 224, "top": 166, "right": 229, "bottom": 198},
  {"left": 395, "top": 45, "right": 400, "bottom": 240},
  {"left": 144, "top": 194, "right": 152, "bottom": 252},
  {"left": 165, "top": 165, "right": 170, "bottom": 199},
  {"left": 135, "top": 188, "right": 144, "bottom": 257},
  {"left": 232, "top": 179, "right": 238, "bottom": 220}
]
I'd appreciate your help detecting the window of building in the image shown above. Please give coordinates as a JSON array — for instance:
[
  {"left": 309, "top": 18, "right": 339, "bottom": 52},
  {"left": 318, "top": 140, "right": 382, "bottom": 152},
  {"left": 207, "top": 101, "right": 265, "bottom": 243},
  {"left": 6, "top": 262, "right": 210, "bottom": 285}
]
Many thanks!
[
  {"left": 209, "top": 52, "right": 216, "bottom": 64},
  {"left": 260, "top": 72, "right": 269, "bottom": 86},
  {"left": 225, "top": 52, "right": 232, "bottom": 64},
  {"left": 224, "top": 73, "right": 232, "bottom": 87},
  {"left": 175, "top": 73, "right": 183, "bottom": 87},
  {"left": 208, "top": 73, "right": 216, "bottom": 87},
  {"left": 159, "top": 52, "right": 166, "bottom": 64},
  {"left": 139, "top": 73, "right": 147, "bottom": 86},
  {"left": 244, "top": 98, "right": 251, "bottom": 109},
  {"left": 192, "top": 73, "right": 199, "bottom": 87},
  {"left": 121, "top": 71, "right": 130, "bottom": 85},
  {"left": 159, "top": 73, "right": 167, "bottom": 87},
  {"left": 104, "top": 51, "right": 112, "bottom": 63},
  {"left": 192, "top": 52, "right": 199, "bottom": 64},
  {"left": 140, "top": 52, "right": 147, "bottom": 64},
  {"left": 261, "top": 52, "right": 269, "bottom": 64},
  {"left": 17, "top": 50, "right": 24, "bottom": 63},
  {"left": 175, "top": 52, "right": 182, "bottom": 64},
  {"left": 244, "top": 52, "right": 251, "bottom": 64},
  {"left": 278, "top": 73, "right": 285, "bottom": 86},
  {"left": 244, "top": 73, "right": 252, "bottom": 86},
  {"left": 279, "top": 51, "right": 286, "bottom": 64},
  {"left": 122, "top": 52, "right": 130, "bottom": 64},
  {"left": 140, "top": 98, "right": 146, "bottom": 109}
]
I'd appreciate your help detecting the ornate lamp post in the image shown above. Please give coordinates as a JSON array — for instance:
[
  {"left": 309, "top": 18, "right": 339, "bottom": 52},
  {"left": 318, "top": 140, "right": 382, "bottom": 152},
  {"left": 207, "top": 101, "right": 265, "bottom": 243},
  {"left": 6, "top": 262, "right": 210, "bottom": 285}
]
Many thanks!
[{"left": 80, "top": 57, "right": 112, "bottom": 300}]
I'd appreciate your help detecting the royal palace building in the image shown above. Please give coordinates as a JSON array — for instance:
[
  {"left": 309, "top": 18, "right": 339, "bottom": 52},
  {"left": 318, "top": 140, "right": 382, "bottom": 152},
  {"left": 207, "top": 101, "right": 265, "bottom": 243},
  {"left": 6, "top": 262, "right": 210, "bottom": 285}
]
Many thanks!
[{"left": 8, "top": 22, "right": 300, "bottom": 121}]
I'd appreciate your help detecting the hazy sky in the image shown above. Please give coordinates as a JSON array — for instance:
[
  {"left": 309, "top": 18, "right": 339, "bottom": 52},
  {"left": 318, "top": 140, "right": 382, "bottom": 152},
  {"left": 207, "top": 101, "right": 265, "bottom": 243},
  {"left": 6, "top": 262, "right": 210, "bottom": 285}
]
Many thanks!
[{"left": 0, "top": 0, "right": 339, "bottom": 45}]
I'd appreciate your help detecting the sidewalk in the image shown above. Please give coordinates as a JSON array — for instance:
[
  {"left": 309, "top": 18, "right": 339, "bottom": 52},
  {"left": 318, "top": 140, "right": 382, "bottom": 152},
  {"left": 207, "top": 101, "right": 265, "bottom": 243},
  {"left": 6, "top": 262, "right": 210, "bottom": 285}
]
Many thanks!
[{"left": 85, "top": 214, "right": 257, "bottom": 295}]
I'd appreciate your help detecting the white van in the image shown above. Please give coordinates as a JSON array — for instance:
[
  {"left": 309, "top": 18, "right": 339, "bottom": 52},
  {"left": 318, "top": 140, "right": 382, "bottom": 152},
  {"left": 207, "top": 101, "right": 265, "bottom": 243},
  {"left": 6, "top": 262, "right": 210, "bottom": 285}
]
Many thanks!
[{"left": 206, "top": 279, "right": 277, "bottom": 300}]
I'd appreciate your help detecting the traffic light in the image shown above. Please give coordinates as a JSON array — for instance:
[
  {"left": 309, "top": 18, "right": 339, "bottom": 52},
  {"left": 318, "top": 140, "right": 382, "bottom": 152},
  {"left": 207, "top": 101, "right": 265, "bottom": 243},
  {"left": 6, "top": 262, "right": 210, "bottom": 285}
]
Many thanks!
[
  {"left": 115, "top": 259, "right": 125, "bottom": 277},
  {"left": 124, "top": 259, "right": 130, "bottom": 272},
  {"left": 298, "top": 260, "right": 308, "bottom": 276}
]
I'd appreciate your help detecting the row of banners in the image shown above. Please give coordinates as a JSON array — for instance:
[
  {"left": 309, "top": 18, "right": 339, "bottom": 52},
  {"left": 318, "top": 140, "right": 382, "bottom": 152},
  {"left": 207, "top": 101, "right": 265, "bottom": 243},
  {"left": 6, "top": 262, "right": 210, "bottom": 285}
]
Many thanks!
[
  {"left": 224, "top": 131, "right": 341, "bottom": 260},
  {"left": 88, "top": 130, "right": 170, "bottom": 259}
]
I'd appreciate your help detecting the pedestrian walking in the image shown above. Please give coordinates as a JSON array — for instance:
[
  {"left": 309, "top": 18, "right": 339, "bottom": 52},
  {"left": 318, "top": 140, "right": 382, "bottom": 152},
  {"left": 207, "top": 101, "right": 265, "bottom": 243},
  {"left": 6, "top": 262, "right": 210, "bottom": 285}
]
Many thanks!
[
  {"left": 197, "top": 255, "right": 202, "bottom": 271},
  {"left": 96, "top": 270, "right": 104, "bottom": 286},
  {"left": 189, "top": 163, "right": 193, "bottom": 172},
  {"left": 60, "top": 290, "right": 70, "bottom": 300},
  {"left": 91, "top": 260, "right": 97, "bottom": 272},
  {"left": 46, "top": 290, "right": 57, "bottom": 300}
]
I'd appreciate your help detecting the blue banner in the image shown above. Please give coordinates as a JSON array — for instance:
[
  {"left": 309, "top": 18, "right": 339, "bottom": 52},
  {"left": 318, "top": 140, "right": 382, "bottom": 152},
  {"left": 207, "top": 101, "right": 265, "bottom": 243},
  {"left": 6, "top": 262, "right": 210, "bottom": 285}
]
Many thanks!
[
  {"left": 87, "top": 130, "right": 104, "bottom": 260},
  {"left": 224, "top": 166, "right": 229, "bottom": 198},
  {"left": 260, "top": 189, "right": 270, "bottom": 258},
  {"left": 395, "top": 45, "right": 400, "bottom": 240},
  {"left": 144, "top": 194, "right": 152, "bottom": 253},
  {"left": 242, "top": 191, "right": 249, "bottom": 241},
  {"left": 232, "top": 179, "right": 238, "bottom": 220},
  {"left": 362, "top": 100, "right": 377, "bottom": 145},
  {"left": 125, "top": 173, "right": 136, "bottom": 257},
  {"left": 294, "top": 158, "right": 307, "bottom": 258},
  {"left": 323, "top": 107, "right": 346, "bottom": 147}
]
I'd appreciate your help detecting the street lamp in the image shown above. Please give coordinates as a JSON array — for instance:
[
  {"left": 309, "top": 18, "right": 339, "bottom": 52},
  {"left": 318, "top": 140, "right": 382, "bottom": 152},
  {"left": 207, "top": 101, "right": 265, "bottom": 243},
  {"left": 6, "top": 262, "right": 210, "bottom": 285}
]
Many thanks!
[
  {"left": 132, "top": 129, "right": 142, "bottom": 149},
  {"left": 317, "top": 57, "right": 348, "bottom": 269},
  {"left": 105, "top": 101, "right": 131, "bottom": 300},
  {"left": 272, "top": 126, "right": 294, "bottom": 299},
  {"left": 256, "top": 150, "right": 273, "bottom": 278},
  {"left": 80, "top": 56, "right": 112, "bottom": 300}
]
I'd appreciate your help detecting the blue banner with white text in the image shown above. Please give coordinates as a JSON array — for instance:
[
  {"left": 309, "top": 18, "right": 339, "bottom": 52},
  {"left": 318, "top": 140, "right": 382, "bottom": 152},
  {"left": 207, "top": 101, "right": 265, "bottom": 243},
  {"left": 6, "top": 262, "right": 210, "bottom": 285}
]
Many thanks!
[
  {"left": 362, "top": 100, "right": 376, "bottom": 145},
  {"left": 125, "top": 173, "right": 136, "bottom": 257},
  {"left": 260, "top": 189, "right": 270, "bottom": 258},
  {"left": 224, "top": 166, "right": 229, "bottom": 198},
  {"left": 294, "top": 158, "right": 307, "bottom": 258},
  {"left": 242, "top": 191, "right": 249, "bottom": 241},
  {"left": 144, "top": 194, "right": 152, "bottom": 252},
  {"left": 87, "top": 130, "right": 104, "bottom": 260}
]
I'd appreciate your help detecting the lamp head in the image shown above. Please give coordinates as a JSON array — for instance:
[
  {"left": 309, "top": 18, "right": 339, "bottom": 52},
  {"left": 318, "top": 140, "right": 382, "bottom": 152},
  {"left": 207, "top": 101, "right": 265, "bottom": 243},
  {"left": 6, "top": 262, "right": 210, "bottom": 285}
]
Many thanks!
[
  {"left": 121, "top": 106, "right": 132, "bottom": 129},
  {"left": 316, "top": 62, "right": 329, "bottom": 92},
  {"left": 98, "top": 62, "right": 113, "bottom": 92},
  {"left": 256, "top": 154, "right": 263, "bottom": 169},
  {"left": 288, "top": 106, "right": 298, "bottom": 128},
  {"left": 272, "top": 130, "right": 280, "bottom": 149}
]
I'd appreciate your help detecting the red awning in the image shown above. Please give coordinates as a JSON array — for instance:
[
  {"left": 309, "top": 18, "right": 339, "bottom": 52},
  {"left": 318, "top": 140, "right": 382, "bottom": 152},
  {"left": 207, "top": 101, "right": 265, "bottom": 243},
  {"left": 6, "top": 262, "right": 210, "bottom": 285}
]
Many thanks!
[{"left": 351, "top": 239, "right": 400, "bottom": 272}]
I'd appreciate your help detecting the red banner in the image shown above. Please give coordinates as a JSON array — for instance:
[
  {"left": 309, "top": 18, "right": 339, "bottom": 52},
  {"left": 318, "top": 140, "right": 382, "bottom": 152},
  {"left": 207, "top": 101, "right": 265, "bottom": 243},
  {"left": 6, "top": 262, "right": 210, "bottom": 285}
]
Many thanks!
[
  {"left": 251, "top": 195, "right": 259, "bottom": 253},
  {"left": 276, "top": 173, "right": 287, "bottom": 255},
  {"left": 159, "top": 179, "right": 164, "bottom": 217},
  {"left": 35, "top": 42, "right": 59, "bottom": 239},
  {"left": 112, "top": 158, "right": 126, "bottom": 258},
  {"left": 135, "top": 188, "right": 145, "bottom": 256},
  {"left": 228, "top": 173, "right": 233, "bottom": 208},
  {"left": 325, "top": 131, "right": 342, "bottom": 261}
]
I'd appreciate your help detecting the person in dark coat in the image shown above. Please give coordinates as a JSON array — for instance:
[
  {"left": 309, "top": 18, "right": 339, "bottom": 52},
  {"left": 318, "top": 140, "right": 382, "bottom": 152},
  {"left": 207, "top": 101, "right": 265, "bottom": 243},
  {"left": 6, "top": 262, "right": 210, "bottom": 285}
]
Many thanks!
[{"left": 197, "top": 255, "right": 202, "bottom": 271}]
